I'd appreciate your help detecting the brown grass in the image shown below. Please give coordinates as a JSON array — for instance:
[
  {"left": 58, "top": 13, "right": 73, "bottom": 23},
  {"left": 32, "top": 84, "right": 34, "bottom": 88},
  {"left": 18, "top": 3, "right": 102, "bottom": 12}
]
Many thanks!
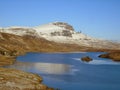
[
  {"left": 0, "top": 56, "right": 15, "bottom": 66},
  {"left": 0, "top": 68, "right": 54, "bottom": 90},
  {"left": 0, "top": 32, "right": 120, "bottom": 66}
]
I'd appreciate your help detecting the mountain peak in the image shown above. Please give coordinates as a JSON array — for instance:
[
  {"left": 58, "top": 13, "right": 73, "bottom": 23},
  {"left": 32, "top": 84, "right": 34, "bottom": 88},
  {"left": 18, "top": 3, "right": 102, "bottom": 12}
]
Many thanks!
[{"left": 52, "top": 22, "right": 74, "bottom": 31}]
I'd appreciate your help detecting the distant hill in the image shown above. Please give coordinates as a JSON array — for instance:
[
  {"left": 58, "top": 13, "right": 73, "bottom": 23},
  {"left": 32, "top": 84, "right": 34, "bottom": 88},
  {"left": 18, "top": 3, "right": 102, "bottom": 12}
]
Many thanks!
[{"left": 0, "top": 21, "right": 120, "bottom": 54}]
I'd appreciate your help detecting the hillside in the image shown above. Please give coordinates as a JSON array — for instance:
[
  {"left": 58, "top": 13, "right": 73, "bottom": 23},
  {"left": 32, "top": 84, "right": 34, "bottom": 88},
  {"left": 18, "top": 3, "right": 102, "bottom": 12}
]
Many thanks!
[
  {"left": 0, "top": 22, "right": 120, "bottom": 50},
  {"left": 0, "top": 31, "right": 119, "bottom": 66},
  {"left": 0, "top": 32, "right": 88, "bottom": 54}
]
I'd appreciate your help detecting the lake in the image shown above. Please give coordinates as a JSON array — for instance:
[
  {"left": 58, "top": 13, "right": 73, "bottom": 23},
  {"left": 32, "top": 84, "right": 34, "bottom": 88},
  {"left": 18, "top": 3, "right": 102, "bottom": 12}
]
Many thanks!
[{"left": 6, "top": 52, "right": 120, "bottom": 90}]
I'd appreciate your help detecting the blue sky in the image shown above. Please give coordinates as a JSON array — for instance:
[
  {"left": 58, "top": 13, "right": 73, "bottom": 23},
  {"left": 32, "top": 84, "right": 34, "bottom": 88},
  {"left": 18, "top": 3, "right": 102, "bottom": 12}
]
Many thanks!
[{"left": 0, "top": 0, "right": 120, "bottom": 40}]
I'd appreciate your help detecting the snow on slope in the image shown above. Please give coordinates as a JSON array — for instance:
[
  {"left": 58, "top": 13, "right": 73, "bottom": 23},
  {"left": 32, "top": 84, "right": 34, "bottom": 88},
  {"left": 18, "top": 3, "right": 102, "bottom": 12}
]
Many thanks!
[
  {"left": 33, "top": 22, "right": 98, "bottom": 46},
  {"left": 34, "top": 23, "right": 64, "bottom": 34},
  {"left": 0, "top": 22, "right": 120, "bottom": 49},
  {"left": 0, "top": 26, "right": 37, "bottom": 36}
]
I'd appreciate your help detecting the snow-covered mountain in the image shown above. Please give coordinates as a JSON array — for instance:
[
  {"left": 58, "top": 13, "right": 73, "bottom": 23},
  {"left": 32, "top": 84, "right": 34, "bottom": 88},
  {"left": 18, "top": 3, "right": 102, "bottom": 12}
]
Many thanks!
[{"left": 0, "top": 22, "right": 120, "bottom": 49}]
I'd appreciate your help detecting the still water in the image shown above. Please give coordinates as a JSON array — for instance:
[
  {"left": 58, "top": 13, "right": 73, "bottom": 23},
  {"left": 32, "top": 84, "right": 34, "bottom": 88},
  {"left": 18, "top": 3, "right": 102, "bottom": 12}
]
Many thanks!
[{"left": 7, "top": 52, "right": 120, "bottom": 90}]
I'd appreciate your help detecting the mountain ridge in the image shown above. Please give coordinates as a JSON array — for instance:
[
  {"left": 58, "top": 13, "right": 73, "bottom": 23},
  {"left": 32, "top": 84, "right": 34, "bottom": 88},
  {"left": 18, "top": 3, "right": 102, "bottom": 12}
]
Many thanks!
[{"left": 0, "top": 22, "right": 120, "bottom": 50}]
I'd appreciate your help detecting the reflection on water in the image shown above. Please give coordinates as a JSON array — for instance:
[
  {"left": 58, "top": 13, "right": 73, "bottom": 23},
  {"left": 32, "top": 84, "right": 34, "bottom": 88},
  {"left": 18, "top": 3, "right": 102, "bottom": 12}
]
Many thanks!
[
  {"left": 34, "top": 63, "right": 71, "bottom": 74},
  {"left": 6, "top": 61, "right": 72, "bottom": 75}
]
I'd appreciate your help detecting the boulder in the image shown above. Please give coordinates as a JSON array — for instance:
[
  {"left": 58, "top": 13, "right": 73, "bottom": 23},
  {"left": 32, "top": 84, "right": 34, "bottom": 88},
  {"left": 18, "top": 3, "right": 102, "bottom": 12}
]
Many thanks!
[{"left": 81, "top": 56, "right": 93, "bottom": 62}]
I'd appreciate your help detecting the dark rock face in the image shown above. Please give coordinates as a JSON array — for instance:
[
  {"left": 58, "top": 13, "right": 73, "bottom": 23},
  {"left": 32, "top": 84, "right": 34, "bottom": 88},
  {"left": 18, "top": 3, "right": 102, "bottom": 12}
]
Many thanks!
[
  {"left": 81, "top": 56, "right": 93, "bottom": 62},
  {"left": 99, "top": 52, "right": 120, "bottom": 61},
  {"left": 53, "top": 22, "right": 74, "bottom": 31},
  {"left": 51, "top": 30, "right": 72, "bottom": 37},
  {"left": 62, "top": 30, "right": 72, "bottom": 37}
]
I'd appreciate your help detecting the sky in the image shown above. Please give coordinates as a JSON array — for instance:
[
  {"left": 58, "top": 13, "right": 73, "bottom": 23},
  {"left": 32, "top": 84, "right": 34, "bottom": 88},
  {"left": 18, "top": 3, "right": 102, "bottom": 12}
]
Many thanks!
[{"left": 0, "top": 0, "right": 120, "bottom": 40}]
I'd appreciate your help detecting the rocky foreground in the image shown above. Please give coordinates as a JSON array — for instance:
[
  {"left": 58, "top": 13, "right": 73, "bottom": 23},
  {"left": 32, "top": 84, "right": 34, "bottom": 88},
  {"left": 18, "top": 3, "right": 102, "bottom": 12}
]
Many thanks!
[
  {"left": 0, "top": 59, "right": 54, "bottom": 90},
  {"left": 0, "top": 68, "right": 54, "bottom": 90}
]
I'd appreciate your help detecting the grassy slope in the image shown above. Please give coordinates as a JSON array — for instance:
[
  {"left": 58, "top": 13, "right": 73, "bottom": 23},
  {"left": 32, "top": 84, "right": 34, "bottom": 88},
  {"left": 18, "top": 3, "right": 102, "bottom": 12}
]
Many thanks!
[{"left": 0, "top": 32, "right": 120, "bottom": 66}]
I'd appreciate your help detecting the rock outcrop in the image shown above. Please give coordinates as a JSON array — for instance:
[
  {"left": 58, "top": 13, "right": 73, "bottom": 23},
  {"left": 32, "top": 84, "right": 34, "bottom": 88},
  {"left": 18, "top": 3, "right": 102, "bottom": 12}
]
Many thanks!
[
  {"left": 52, "top": 22, "right": 74, "bottom": 31},
  {"left": 81, "top": 56, "right": 93, "bottom": 62},
  {"left": 99, "top": 52, "right": 120, "bottom": 61}
]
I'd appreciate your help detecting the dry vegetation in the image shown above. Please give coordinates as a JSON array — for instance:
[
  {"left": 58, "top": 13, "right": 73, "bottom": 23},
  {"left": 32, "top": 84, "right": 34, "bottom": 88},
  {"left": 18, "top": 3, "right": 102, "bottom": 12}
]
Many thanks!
[
  {"left": 0, "top": 68, "right": 54, "bottom": 90},
  {"left": 0, "top": 56, "right": 16, "bottom": 66}
]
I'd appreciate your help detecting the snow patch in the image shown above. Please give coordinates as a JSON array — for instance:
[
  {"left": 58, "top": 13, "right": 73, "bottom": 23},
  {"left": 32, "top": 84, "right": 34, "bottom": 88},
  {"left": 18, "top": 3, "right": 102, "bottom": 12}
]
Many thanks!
[{"left": 34, "top": 23, "right": 64, "bottom": 35}]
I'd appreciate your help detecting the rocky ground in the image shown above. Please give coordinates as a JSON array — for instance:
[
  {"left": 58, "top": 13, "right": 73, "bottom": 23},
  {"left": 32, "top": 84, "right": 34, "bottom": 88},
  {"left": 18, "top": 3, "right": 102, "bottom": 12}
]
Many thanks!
[{"left": 0, "top": 68, "right": 54, "bottom": 90}]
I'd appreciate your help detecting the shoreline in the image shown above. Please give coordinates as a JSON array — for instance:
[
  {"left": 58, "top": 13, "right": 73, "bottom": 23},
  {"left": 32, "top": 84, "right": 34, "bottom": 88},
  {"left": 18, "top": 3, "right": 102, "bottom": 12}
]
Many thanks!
[
  {"left": 0, "top": 49, "right": 120, "bottom": 90},
  {"left": 0, "top": 51, "right": 55, "bottom": 90},
  {"left": 1, "top": 48, "right": 120, "bottom": 67},
  {"left": 0, "top": 67, "right": 54, "bottom": 90}
]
